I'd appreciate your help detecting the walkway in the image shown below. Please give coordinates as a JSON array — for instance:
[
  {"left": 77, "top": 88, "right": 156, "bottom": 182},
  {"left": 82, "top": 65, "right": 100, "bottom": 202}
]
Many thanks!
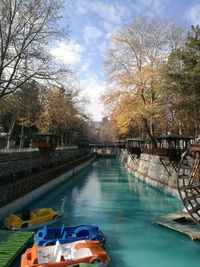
[{"left": 0, "top": 230, "right": 33, "bottom": 266}]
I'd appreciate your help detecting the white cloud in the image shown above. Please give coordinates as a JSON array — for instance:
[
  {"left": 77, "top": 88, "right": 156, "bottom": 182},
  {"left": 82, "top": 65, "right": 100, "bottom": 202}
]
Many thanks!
[
  {"left": 51, "top": 37, "right": 105, "bottom": 120},
  {"left": 79, "top": 72, "right": 106, "bottom": 120},
  {"left": 83, "top": 25, "right": 103, "bottom": 43},
  {"left": 79, "top": 60, "right": 91, "bottom": 73},
  {"left": 90, "top": 1, "right": 125, "bottom": 24},
  {"left": 185, "top": 4, "right": 200, "bottom": 25},
  {"left": 76, "top": 0, "right": 167, "bottom": 25},
  {"left": 139, "top": 0, "right": 167, "bottom": 16},
  {"left": 76, "top": 0, "right": 90, "bottom": 14},
  {"left": 76, "top": 0, "right": 130, "bottom": 24},
  {"left": 51, "top": 40, "right": 84, "bottom": 66}
]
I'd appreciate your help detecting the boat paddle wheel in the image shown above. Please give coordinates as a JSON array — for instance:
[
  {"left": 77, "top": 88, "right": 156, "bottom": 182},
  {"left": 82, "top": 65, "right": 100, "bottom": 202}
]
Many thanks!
[{"left": 177, "top": 142, "right": 200, "bottom": 225}]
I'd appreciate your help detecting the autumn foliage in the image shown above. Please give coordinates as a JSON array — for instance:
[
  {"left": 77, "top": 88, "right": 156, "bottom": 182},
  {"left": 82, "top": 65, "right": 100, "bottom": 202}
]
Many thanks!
[{"left": 102, "top": 17, "right": 200, "bottom": 141}]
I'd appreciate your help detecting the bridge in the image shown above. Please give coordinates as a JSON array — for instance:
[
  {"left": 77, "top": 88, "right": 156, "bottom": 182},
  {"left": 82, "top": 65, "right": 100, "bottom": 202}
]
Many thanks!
[{"left": 89, "top": 144, "right": 118, "bottom": 156}]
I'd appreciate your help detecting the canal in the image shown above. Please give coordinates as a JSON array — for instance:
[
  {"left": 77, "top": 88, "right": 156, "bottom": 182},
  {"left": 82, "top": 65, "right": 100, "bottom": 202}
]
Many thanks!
[{"left": 14, "top": 157, "right": 200, "bottom": 267}]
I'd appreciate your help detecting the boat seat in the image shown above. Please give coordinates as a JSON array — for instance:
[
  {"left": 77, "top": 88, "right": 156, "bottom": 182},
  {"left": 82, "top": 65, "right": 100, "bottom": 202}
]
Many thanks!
[{"left": 21, "top": 208, "right": 31, "bottom": 220}]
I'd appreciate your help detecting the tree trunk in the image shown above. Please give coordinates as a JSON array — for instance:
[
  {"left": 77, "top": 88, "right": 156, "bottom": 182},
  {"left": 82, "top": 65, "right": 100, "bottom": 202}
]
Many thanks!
[
  {"left": 61, "top": 132, "right": 64, "bottom": 147},
  {"left": 6, "top": 115, "right": 16, "bottom": 149},
  {"left": 142, "top": 117, "right": 157, "bottom": 148},
  {"left": 19, "top": 123, "right": 24, "bottom": 149}
]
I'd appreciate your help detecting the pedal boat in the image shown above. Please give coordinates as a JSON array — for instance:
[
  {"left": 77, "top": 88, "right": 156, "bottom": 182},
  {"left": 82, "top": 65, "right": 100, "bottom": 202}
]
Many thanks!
[
  {"left": 21, "top": 240, "right": 109, "bottom": 267},
  {"left": 4, "top": 208, "right": 62, "bottom": 230},
  {"left": 35, "top": 225, "right": 106, "bottom": 246}
]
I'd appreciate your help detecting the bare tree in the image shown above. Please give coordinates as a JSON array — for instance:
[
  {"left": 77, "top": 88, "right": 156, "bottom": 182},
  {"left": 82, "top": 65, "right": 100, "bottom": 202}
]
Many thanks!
[
  {"left": 0, "top": 0, "right": 69, "bottom": 99},
  {"left": 99, "top": 117, "right": 118, "bottom": 143},
  {"left": 0, "top": 80, "right": 45, "bottom": 147}
]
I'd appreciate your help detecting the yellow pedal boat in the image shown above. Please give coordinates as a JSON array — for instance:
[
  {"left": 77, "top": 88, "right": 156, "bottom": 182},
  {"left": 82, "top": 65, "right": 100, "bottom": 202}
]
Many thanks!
[{"left": 4, "top": 208, "right": 62, "bottom": 230}]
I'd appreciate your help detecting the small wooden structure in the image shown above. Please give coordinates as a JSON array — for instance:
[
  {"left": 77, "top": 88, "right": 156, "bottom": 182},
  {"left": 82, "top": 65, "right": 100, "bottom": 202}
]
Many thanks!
[
  {"left": 34, "top": 133, "right": 58, "bottom": 168},
  {"left": 34, "top": 133, "right": 58, "bottom": 151},
  {"left": 156, "top": 133, "right": 192, "bottom": 162},
  {"left": 140, "top": 134, "right": 192, "bottom": 161}
]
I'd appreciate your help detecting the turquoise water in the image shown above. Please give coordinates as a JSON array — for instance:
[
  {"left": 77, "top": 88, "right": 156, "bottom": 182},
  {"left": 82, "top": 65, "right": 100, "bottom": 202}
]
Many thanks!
[{"left": 15, "top": 157, "right": 200, "bottom": 267}]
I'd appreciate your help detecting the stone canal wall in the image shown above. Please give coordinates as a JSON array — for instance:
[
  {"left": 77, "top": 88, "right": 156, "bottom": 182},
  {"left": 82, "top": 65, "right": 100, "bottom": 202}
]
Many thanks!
[
  {"left": 0, "top": 154, "right": 95, "bottom": 221},
  {"left": 119, "top": 149, "right": 179, "bottom": 198},
  {"left": 0, "top": 147, "right": 87, "bottom": 179}
]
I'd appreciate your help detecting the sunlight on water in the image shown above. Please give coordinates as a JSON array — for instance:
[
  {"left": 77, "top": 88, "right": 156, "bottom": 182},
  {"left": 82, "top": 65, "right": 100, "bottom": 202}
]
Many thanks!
[{"left": 14, "top": 157, "right": 200, "bottom": 267}]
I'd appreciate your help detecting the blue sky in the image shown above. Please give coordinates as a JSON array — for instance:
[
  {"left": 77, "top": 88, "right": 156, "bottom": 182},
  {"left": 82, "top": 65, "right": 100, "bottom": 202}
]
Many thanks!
[{"left": 51, "top": 0, "right": 200, "bottom": 121}]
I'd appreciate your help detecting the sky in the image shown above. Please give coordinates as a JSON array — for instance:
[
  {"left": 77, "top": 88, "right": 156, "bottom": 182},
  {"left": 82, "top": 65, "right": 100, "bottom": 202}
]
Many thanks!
[{"left": 51, "top": 0, "right": 200, "bottom": 121}]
